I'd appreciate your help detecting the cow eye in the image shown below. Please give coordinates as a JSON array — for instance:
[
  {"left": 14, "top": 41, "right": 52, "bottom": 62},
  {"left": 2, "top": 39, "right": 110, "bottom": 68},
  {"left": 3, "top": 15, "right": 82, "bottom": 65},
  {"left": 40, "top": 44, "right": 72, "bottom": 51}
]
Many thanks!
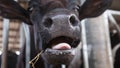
[{"left": 73, "top": 5, "right": 80, "bottom": 11}]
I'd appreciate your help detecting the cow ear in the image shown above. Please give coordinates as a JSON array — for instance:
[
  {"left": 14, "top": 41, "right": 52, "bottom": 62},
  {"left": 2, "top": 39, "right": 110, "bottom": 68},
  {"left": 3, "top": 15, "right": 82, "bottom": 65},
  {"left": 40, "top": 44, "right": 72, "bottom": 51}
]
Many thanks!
[
  {"left": 78, "top": 0, "right": 112, "bottom": 20},
  {"left": 0, "top": 0, "right": 32, "bottom": 25}
]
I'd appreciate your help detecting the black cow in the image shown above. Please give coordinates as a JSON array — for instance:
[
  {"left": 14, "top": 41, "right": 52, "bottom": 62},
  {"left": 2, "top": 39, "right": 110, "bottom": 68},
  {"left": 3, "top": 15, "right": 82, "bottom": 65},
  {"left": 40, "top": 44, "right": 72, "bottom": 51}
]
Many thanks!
[{"left": 0, "top": 0, "right": 112, "bottom": 68}]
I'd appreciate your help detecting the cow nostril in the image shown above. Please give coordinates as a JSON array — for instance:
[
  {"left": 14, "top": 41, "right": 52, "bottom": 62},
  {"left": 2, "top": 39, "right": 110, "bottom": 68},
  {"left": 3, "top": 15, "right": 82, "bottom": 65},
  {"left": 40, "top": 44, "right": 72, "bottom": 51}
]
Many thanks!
[
  {"left": 43, "top": 18, "right": 53, "bottom": 28},
  {"left": 69, "top": 16, "right": 78, "bottom": 26}
]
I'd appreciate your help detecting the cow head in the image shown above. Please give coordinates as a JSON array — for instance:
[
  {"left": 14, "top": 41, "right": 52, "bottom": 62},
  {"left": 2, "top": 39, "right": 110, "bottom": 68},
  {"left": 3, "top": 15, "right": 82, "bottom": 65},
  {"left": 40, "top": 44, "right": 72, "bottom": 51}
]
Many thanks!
[{"left": 0, "top": 0, "right": 112, "bottom": 66}]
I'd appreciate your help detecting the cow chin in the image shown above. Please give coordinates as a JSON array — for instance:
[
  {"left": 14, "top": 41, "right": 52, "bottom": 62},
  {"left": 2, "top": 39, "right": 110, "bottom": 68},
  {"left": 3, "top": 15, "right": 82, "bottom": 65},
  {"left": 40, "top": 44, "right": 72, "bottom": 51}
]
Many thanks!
[
  {"left": 42, "top": 48, "right": 75, "bottom": 65},
  {"left": 41, "top": 36, "right": 80, "bottom": 65}
]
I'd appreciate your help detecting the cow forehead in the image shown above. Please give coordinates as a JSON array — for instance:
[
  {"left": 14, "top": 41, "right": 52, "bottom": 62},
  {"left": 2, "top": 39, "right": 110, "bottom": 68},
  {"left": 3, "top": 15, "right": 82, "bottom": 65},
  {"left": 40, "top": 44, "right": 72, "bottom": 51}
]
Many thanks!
[{"left": 38, "top": 0, "right": 67, "bottom": 6}]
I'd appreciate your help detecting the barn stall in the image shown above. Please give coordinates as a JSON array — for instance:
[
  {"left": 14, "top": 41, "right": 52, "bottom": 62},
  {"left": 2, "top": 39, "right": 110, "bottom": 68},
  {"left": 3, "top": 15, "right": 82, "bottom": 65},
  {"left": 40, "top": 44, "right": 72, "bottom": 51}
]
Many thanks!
[{"left": 0, "top": 0, "right": 119, "bottom": 68}]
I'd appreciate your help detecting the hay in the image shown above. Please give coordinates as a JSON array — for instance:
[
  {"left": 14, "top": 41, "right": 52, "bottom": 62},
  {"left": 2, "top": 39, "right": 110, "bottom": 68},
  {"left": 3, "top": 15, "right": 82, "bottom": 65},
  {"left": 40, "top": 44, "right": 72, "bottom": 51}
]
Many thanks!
[{"left": 29, "top": 50, "right": 43, "bottom": 68}]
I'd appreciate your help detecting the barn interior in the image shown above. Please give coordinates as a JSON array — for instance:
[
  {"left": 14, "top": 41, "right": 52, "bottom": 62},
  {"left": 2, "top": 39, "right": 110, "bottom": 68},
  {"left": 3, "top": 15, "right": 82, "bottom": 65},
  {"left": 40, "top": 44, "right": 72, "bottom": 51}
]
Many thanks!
[{"left": 0, "top": 0, "right": 120, "bottom": 68}]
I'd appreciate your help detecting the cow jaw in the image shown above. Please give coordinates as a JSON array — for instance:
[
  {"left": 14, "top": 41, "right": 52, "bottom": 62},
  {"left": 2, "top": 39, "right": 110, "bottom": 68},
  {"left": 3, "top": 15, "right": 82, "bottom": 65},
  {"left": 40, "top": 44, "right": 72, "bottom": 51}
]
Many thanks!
[{"left": 42, "top": 36, "right": 80, "bottom": 65}]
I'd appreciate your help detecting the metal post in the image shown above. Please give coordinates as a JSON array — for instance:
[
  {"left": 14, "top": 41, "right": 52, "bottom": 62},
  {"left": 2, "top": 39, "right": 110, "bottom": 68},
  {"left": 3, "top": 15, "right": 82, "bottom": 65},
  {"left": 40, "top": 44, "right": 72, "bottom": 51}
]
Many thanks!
[
  {"left": 1, "top": 18, "right": 10, "bottom": 68},
  {"left": 107, "top": 10, "right": 120, "bottom": 37},
  {"left": 20, "top": 24, "right": 25, "bottom": 48},
  {"left": 81, "top": 20, "right": 89, "bottom": 68},
  {"left": 68, "top": 43, "right": 82, "bottom": 68},
  {"left": 83, "top": 12, "right": 113, "bottom": 68},
  {"left": 23, "top": 23, "right": 31, "bottom": 68}
]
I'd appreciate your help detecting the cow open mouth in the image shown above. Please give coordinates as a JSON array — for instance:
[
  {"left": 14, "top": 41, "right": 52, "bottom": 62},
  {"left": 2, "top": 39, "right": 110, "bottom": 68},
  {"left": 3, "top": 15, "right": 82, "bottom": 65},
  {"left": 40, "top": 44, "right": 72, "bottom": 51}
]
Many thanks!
[
  {"left": 42, "top": 36, "right": 80, "bottom": 64},
  {"left": 47, "top": 36, "right": 80, "bottom": 49}
]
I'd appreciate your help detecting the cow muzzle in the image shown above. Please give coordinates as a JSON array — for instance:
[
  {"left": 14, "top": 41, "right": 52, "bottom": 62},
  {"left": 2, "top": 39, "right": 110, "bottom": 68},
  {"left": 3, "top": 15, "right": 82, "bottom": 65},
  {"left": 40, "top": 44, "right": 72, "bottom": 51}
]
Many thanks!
[{"left": 42, "top": 36, "right": 80, "bottom": 65}]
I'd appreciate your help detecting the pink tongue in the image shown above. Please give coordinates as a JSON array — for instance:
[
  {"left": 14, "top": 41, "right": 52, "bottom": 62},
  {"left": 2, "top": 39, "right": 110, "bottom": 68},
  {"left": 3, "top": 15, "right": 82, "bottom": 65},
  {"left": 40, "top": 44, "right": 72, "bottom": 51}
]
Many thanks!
[{"left": 52, "top": 43, "right": 71, "bottom": 50}]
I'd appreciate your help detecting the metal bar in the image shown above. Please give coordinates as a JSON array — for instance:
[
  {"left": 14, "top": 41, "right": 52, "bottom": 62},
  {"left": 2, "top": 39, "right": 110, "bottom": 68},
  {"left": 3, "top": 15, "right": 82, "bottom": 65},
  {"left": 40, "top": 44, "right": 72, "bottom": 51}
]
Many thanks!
[
  {"left": 112, "top": 43, "right": 120, "bottom": 62},
  {"left": 23, "top": 23, "right": 31, "bottom": 68},
  {"left": 68, "top": 43, "right": 82, "bottom": 68},
  {"left": 107, "top": 11, "right": 120, "bottom": 37},
  {"left": 107, "top": 10, "right": 120, "bottom": 16},
  {"left": 0, "top": 41, "right": 19, "bottom": 44},
  {"left": 80, "top": 0, "right": 86, "bottom": 6},
  {"left": 20, "top": 24, "right": 25, "bottom": 48},
  {"left": 1, "top": 18, "right": 10, "bottom": 68},
  {"left": 81, "top": 20, "right": 89, "bottom": 68},
  {"left": 62, "top": 64, "right": 66, "bottom": 68},
  {"left": 0, "top": 35, "right": 19, "bottom": 38},
  {"left": 84, "top": 13, "right": 113, "bottom": 68},
  {"left": 104, "top": 12, "right": 114, "bottom": 68},
  {"left": 0, "top": 28, "right": 19, "bottom": 31}
]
